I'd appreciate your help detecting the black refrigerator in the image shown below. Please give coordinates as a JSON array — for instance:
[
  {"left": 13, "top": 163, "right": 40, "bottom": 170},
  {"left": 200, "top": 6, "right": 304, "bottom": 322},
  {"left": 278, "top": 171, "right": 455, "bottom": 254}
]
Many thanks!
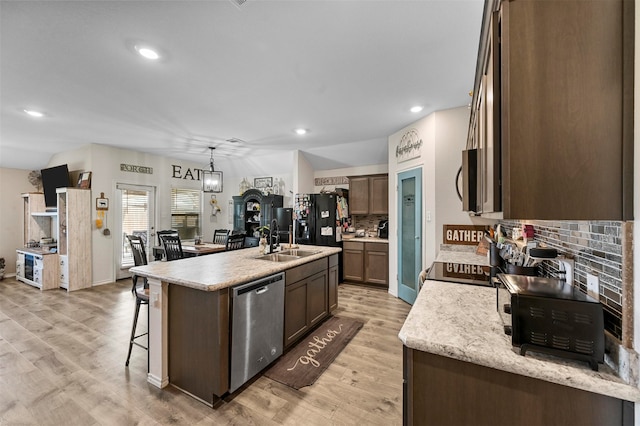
[
  {"left": 294, "top": 192, "right": 348, "bottom": 247},
  {"left": 294, "top": 191, "right": 349, "bottom": 281}
]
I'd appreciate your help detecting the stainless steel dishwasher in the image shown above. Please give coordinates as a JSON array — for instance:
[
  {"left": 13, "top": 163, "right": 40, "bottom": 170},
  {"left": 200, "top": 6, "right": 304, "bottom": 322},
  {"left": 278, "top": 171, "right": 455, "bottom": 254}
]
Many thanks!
[{"left": 229, "top": 272, "right": 285, "bottom": 393}]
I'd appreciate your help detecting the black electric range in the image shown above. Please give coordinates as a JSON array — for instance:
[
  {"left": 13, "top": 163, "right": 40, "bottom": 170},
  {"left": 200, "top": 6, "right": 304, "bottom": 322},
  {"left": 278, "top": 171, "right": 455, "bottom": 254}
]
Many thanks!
[{"left": 426, "top": 261, "right": 494, "bottom": 287}]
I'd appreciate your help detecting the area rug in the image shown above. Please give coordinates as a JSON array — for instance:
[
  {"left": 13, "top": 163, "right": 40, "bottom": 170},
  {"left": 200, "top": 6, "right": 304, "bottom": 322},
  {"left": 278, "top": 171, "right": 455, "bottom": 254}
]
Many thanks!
[{"left": 264, "top": 316, "right": 364, "bottom": 389}]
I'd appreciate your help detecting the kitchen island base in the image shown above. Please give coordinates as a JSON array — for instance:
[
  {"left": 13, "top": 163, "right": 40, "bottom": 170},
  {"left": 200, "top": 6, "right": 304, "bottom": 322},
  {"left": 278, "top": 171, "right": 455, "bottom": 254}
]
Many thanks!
[
  {"left": 403, "top": 347, "right": 633, "bottom": 426},
  {"left": 169, "top": 284, "right": 230, "bottom": 407}
]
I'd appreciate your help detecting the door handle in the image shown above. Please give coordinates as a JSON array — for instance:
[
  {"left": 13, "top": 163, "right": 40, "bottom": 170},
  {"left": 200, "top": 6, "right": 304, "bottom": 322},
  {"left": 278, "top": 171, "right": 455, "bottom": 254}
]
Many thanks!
[
  {"left": 256, "top": 286, "right": 269, "bottom": 295},
  {"left": 415, "top": 236, "right": 420, "bottom": 240}
]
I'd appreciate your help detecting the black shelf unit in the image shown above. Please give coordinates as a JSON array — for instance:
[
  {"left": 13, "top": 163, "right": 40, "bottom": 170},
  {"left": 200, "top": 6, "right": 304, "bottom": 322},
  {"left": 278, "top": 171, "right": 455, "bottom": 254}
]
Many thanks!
[{"left": 233, "top": 189, "right": 283, "bottom": 236}]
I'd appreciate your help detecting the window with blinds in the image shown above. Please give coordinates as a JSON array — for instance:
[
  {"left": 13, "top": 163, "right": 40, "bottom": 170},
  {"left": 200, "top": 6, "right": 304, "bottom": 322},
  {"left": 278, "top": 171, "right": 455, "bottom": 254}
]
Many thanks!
[
  {"left": 171, "top": 188, "right": 201, "bottom": 240},
  {"left": 121, "top": 188, "right": 150, "bottom": 266}
]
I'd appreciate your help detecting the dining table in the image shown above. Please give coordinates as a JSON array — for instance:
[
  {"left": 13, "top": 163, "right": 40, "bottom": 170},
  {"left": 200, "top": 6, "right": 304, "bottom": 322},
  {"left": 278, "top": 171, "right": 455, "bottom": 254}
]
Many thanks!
[{"left": 153, "top": 242, "right": 226, "bottom": 260}]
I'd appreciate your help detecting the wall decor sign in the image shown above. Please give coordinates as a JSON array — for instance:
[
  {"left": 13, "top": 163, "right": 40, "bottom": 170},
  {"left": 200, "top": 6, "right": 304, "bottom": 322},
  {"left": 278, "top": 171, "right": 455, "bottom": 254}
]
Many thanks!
[
  {"left": 396, "top": 128, "right": 423, "bottom": 163},
  {"left": 443, "top": 224, "right": 488, "bottom": 245},
  {"left": 96, "top": 192, "right": 109, "bottom": 210},
  {"left": 121, "top": 163, "right": 153, "bottom": 174},
  {"left": 254, "top": 177, "right": 273, "bottom": 189},
  {"left": 314, "top": 176, "right": 349, "bottom": 186}
]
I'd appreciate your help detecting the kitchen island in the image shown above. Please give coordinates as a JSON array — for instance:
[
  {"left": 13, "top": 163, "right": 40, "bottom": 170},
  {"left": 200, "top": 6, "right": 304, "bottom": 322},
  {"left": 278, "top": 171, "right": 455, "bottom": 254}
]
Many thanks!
[
  {"left": 399, "top": 250, "right": 640, "bottom": 425},
  {"left": 130, "top": 244, "right": 341, "bottom": 406}
]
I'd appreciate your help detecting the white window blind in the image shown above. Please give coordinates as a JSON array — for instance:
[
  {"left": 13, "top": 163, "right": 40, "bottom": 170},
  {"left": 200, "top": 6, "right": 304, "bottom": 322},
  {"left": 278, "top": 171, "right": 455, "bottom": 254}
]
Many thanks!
[{"left": 171, "top": 188, "right": 201, "bottom": 240}]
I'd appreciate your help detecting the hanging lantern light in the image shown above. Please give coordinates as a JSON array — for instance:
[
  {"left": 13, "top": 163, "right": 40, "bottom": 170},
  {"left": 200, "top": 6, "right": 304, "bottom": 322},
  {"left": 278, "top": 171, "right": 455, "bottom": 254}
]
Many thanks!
[{"left": 202, "top": 147, "right": 223, "bottom": 193}]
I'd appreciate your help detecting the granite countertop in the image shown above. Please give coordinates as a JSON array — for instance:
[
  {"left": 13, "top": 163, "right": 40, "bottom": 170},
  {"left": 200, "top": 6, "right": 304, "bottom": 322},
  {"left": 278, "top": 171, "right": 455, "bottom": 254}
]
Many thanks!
[
  {"left": 400, "top": 251, "right": 640, "bottom": 403},
  {"left": 435, "top": 248, "right": 489, "bottom": 265},
  {"left": 343, "top": 236, "right": 389, "bottom": 243},
  {"left": 130, "top": 244, "right": 341, "bottom": 292}
]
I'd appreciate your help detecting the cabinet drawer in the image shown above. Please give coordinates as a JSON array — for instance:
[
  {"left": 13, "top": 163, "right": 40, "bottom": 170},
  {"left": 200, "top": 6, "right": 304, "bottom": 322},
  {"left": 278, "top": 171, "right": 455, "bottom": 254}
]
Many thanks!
[
  {"left": 343, "top": 241, "right": 364, "bottom": 251},
  {"left": 285, "top": 258, "right": 327, "bottom": 285},
  {"left": 365, "top": 242, "right": 388, "bottom": 253}
]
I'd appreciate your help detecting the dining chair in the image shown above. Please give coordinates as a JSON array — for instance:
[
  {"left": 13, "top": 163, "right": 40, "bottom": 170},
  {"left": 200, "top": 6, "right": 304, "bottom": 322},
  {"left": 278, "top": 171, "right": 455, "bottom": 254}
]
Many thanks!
[
  {"left": 156, "top": 229, "right": 179, "bottom": 247},
  {"left": 213, "top": 229, "right": 230, "bottom": 245},
  {"left": 225, "top": 233, "right": 246, "bottom": 251},
  {"left": 160, "top": 234, "right": 184, "bottom": 261},
  {"left": 125, "top": 234, "right": 150, "bottom": 367}
]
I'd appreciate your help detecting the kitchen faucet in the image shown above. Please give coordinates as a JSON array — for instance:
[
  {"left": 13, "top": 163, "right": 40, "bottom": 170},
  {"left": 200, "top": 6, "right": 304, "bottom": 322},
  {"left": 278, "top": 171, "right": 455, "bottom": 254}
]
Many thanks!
[{"left": 269, "top": 218, "right": 280, "bottom": 253}]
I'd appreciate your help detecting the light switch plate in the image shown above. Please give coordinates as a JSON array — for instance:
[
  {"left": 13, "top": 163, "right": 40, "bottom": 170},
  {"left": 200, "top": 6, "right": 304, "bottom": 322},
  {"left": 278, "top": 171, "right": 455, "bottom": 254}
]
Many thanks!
[{"left": 587, "top": 273, "right": 599, "bottom": 299}]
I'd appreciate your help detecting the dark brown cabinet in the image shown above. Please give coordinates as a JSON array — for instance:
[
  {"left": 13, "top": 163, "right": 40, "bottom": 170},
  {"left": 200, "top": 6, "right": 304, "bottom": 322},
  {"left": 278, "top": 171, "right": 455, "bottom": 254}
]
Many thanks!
[
  {"left": 343, "top": 241, "right": 365, "bottom": 282},
  {"left": 404, "top": 347, "right": 633, "bottom": 425},
  {"left": 467, "top": 0, "right": 633, "bottom": 220},
  {"left": 348, "top": 175, "right": 388, "bottom": 215},
  {"left": 284, "top": 258, "right": 329, "bottom": 348},
  {"left": 364, "top": 243, "right": 388, "bottom": 285},
  {"left": 343, "top": 241, "right": 388, "bottom": 287}
]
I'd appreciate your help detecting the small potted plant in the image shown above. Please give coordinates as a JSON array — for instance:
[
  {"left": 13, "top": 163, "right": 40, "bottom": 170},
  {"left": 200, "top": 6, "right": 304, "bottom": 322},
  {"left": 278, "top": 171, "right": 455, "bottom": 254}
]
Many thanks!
[{"left": 0, "top": 257, "right": 5, "bottom": 280}]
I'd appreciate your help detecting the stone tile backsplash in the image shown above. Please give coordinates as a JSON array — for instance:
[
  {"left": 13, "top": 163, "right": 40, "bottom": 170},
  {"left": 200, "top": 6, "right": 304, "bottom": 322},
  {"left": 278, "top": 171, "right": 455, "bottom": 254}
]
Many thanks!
[
  {"left": 352, "top": 215, "right": 388, "bottom": 233},
  {"left": 499, "top": 220, "right": 625, "bottom": 341}
]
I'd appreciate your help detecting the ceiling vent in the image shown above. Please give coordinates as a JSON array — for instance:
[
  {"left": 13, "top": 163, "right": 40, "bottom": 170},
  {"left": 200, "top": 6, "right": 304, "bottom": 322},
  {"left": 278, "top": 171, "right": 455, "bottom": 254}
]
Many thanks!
[{"left": 226, "top": 137, "right": 245, "bottom": 144}]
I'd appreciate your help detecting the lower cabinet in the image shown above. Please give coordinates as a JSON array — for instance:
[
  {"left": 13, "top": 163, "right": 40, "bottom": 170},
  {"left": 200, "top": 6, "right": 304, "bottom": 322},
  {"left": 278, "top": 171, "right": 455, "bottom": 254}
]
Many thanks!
[
  {"left": 15, "top": 250, "right": 58, "bottom": 290},
  {"left": 343, "top": 241, "right": 388, "bottom": 287},
  {"left": 328, "top": 254, "right": 339, "bottom": 312},
  {"left": 284, "top": 257, "right": 330, "bottom": 349},
  {"left": 403, "top": 347, "right": 634, "bottom": 425},
  {"left": 343, "top": 242, "right": 365, "bottom": 282},
  {"left": 364, "top": 244, "right": 388, "bottom": 285}
]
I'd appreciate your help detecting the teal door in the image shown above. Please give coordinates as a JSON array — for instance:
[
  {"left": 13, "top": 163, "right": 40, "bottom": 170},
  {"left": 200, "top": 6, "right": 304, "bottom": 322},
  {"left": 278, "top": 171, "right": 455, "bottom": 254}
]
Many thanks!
[{"left": 398, "top": 168, "right": 422, "bottom": 305}]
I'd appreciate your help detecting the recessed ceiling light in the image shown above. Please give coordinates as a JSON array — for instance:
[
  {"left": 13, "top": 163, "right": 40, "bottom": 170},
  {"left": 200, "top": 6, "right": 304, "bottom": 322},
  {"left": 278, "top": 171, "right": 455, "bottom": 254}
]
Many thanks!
[
  {"left": 135, "top": 46, "right": 160, "bottom": 60},
  {"left": 24, "top": 109, "right": 44, "bottom": 118},
  {"left": 410, "top": 106, "right": 424, "bottom": 113},
  {"left": 295, "top": 128, "right": 308, "bottom": 135}
]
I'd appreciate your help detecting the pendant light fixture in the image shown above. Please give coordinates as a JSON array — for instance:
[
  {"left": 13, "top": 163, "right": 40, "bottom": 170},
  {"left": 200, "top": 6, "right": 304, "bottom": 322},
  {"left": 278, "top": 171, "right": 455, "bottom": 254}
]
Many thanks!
[{"left": 202, "top": 147, "right": 223, "bottom": 193}]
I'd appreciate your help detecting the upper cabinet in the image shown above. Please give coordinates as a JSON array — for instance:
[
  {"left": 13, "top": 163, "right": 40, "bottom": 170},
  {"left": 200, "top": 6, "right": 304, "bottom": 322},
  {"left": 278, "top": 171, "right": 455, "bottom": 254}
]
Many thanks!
[
  {"left": 466, "top": 0, "right": 633, "bottom": 220},
  {"left": 349, "top": 175, "right": 388, "bottom": 215}
]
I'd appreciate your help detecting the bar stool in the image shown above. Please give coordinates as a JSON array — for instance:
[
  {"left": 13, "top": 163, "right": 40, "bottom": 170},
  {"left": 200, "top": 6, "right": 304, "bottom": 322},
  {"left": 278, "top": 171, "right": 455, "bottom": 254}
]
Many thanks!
[{"left": 125, "top": 235, "right": 149, "bottom": 367}]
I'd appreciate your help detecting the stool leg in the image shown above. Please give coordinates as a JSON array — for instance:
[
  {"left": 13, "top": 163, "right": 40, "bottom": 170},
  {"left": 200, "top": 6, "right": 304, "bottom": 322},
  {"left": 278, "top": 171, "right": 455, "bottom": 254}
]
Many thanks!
[{"left": 125, "top": 298, "right": 142, "bottom": 367}]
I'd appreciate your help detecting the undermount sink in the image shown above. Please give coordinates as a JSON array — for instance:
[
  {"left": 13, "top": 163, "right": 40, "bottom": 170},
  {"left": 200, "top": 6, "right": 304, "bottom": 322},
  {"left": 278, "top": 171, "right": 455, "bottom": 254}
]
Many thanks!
[
  {"left": 255, "top": 253, "right": 301, "bottom": 262},
  {"left": 279, "top": 249, "right": 320, "bottom": 258},
  {"left": 255, "top": 249, "right": 321, "bottom": 262}
]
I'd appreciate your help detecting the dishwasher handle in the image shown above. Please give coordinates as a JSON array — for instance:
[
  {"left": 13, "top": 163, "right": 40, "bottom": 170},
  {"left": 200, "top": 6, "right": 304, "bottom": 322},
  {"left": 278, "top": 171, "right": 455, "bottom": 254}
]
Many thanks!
[{"left": 233, "top": 272, "right": 284, "bottom": 297}]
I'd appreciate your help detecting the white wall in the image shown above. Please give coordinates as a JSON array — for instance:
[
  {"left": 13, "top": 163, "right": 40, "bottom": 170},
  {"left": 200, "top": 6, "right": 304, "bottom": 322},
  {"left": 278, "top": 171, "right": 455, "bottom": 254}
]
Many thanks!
[
  {"left": 387, "top": 106, "right": 480, "bottom": 297},
  {"left": 293, "top": 151, "right": 315, "bottom": 195},
  {"left": 0, "top": 168, "right": 35, "bottom": 276}
]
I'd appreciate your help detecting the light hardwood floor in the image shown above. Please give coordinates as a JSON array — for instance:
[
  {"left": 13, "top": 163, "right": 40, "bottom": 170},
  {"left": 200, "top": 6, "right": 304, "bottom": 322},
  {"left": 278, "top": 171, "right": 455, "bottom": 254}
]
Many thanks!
[{"left": 0, "top": 278, "right": 411, "bottom": 425}]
